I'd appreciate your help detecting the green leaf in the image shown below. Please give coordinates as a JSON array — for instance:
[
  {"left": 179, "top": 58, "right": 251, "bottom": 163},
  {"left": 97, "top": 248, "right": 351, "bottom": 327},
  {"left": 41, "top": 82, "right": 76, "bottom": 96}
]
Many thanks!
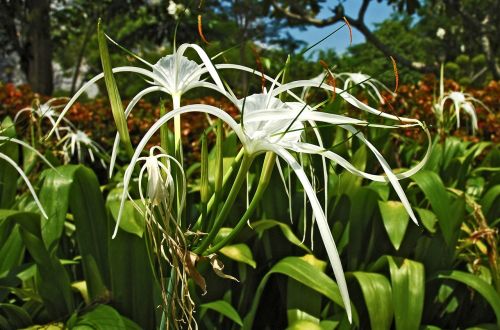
[
  {"left": 481, "top": 185, "right": 500, "bottom": 222},
  {"left": 243, "top": 256, "right": 357, "bottom": 329},
  {"left": 251, "top": 219, "right": 311, "bottom": 253},
  {"left": 348, "top": 187, "right": 378, "bottom": 270},
  {"left": 0, "top": 117, "right": 19, "bottom": 208},
  {"left": 107, "top": 189, "right": 145, "bottom": 237},
  {"left": 0, "top": 303, "right": 32, "bottom": 329},
  {"left": 41, "top": 165, "right": 111, "bottom": 300},
  {"left": 431, "top": 270, "right": 500, "bottom": 327},
  {"left": 387, "top": 257, "right": 425, "bottom": 330},
  {"left": 378, "top": 201, "right": 409, "bottom": 250},
  {"left": 72, "top": 305, "right": 141, "bottom": 330},
  {"left": 411, "top": 171, "right": 464, "bottom": 246},
  {"left": 109, "top": 229, "right": 157, "bottom": 329},
  {"left": 219, "top": 244, "right": 256, "bottom": 268},
  {"left": 97, "top": 20, "right": 133, "bottom": 156},
  {"left": 351, "top": 272, "right": 393, "bottom": 330},
  {"left": 201, "top": 300, "right": 243, "bottom": 326},
  {"left": 15, "top": 212, "right": 74, "bottom": 319},
  {"left": 414, "top": 208, "right": 438, "bottom": 234},
  {"left": 0, "top": 216, "right": 24, "bottom": 278}
]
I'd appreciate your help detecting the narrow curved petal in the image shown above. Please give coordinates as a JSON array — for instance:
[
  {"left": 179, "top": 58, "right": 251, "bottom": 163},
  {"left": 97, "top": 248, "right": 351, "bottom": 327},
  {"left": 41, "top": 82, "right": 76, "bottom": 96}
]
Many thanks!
[
  {"left": 270, "top": 80, "right": 420, "bottom": 124},
  {"left": 177, "top": 43, "right": 225, "bottom": 92},
  {"left": 0, "top": 153, "right": 48, "bottom": 219},
  {"left": 0, "top": 137, "right": 57, "bottom": 172},
  {"left": 114, "top": 104, "right": 245, "bottom": 238},
  {"left": 109, "top": 86, "right": 168, "bottom": 178},
  {"left": 48, "top": 66, "right": 159, "bottom": 138},
  {"left": 269, "top": 145, "right": 352, "bottom": 323}
]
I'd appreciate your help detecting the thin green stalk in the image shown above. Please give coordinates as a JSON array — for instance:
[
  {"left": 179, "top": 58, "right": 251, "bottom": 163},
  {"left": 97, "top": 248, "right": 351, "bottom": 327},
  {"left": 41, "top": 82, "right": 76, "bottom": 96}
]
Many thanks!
[
  {"left": 194, "top": 153, "right": 254, "bottom": 254},
  {"left": 160, "top": 100, "right": 169, "bottom": 159},
  {"left": 200, "top": 132, "right": 210, "bottom": 230},
  {"left": 192, "top": 149, "right": 244, "bottom": 230},
  {"left": 207, "top": 120, "right": 224, "bottom": 231},
  {"left": 205, "top": 152, "right": 276, "bottom": 255}
]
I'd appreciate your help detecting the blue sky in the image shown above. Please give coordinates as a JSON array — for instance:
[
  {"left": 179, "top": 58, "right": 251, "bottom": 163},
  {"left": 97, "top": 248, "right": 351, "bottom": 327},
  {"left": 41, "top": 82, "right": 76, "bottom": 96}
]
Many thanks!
[{"left": 286, "top": 0, "right": 394, "bottom": 55}]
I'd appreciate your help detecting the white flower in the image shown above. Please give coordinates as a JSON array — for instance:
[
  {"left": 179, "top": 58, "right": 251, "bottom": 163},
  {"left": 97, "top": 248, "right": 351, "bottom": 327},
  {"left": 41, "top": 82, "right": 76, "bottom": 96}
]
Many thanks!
[
  {"left": 14, "top": 98, "right": 73, "bottom": 140},
  {"left": 59, "top": 129, "right": 107, "bottom": 167},
  {"left": 339, "top": 72, "right": 395, "bottom": 103},
  {"left": 436, "top": 28, "right": 446, "bottom": 39},
  {"left": 439, "top": 91, "right": 488, "bottom": 133},
  {"left": 116, "top": 81, "right": 431, "bottom": 322},
  {"left": 167, "top": 1, "right": 189, "bottom": 19}
]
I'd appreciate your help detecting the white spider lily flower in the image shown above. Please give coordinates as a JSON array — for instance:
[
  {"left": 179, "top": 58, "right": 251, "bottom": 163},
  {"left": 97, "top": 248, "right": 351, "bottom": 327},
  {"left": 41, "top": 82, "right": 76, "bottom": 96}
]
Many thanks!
[
  {"left": 49, "top": 42, "right": 225, "bottom": 138},
  {"left": 439, "top": 91, "right": 486, "bottom": 133},
  {"left": 14, "top": 98, "right": 73, "bottom": 140},
  {"left": 114, "top": 101, "right": 371, "bottom": 321},
  {"left": 58, "top": 129, "right": 107, "bottom": 167},
  {"left": 125, "top": 147, "right": 187, "bottom": 229},
  {"left": 0, "top": 136, "right": 57, "bottom": 219},
  {"left": 337, "top": 72, "right": 394, "bottom": 104}
]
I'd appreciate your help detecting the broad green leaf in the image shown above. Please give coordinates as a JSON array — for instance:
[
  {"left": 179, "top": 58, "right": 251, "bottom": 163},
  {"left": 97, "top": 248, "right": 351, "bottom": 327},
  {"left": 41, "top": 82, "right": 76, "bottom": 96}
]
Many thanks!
[
  {"left": 0, "top": 303, "right": 32, "bottom": 329},
  {"left": 378, "top": 201, "right": 409, "bottom": 250},
  {"left": 351, "top": 272, "right": 393, "bottom": 330},
  {"left": 431, "top": 270, "right": 500, "bottom": 327},
  {"left": 338, "top": 145, "right": 367, "bottom": 196},
  {"left": 97, "top": 20, "right": 133, "bottom": 156},
  {"left": 481, "top": 185, "right": 500, "bottom": 222},
  {"left": 0, "top": 213, "right": 24, "bottom": 277},
  {"left": 15, "top": 212, "right": 74, "bottom": 319},
  {"left": 243, "top": 256, "right": 357, "bottom": 329},
  {"left": 411, "top": 171, "right": 464, "bottom": 246},
  {"left": 220, "top": 244, "right": 256, "bottom": 268},
  {"left": 348, "top": 187, "right": 378, "bottom": 270},
  {"left": 107, "top": 197, "right": 145, "bottom": 237},
  {"left": 414, "top": 208, "right": 437, "bottom": 234},
  {"left": 39, "top": 164, "right": 114, "bottom": 281},
  {"left": 109, "top": 229, "right": 157, "bottom": 329},
  {"left": 72, "top": 304, "right": 141, "bottom": 330},
  {"left": 387, "top": 257, "right": 424, "bottom": 330},
  {"left": 200, "top": 300, "right": 243, "bottom": 326},
  {"left": 287, "top": 319, "right": 322, "bottom": 330},
  {"left": 0, "top": 117, "right": 19, "bottom": 208},
  {"left": 252, "top": 219, "right": 311, "bottom": 253}
]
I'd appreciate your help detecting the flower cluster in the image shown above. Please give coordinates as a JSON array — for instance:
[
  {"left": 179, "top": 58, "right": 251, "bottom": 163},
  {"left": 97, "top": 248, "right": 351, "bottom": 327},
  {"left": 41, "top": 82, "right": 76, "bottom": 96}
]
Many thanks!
[{"left": 47, "top": 37, "right": 437, "bottom": 323}]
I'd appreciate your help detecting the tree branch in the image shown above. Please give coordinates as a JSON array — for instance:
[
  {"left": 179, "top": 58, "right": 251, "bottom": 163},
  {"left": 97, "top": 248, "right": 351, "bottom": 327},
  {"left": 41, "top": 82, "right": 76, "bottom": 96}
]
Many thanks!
[{"left": 271, "top": 0, "right": 435, "bottom": 73}]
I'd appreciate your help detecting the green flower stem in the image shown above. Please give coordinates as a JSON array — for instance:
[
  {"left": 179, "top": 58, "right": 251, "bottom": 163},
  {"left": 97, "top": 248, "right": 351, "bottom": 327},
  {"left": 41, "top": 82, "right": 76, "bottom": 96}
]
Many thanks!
[
  {"left": 192, "top": 149, "right": 244, "bottom": 231},
  {"left": 206, "top": 119, "right": 224, "bottom": 231},
  {"left": 194, "top": 152, "right": 254, "bottom": 254},
  {"left": 172, "top": 94, "right": 184, "bottom": 225},
  {"left": 173, "top": 95, "right": 182, "bottom": 163},
  {"left": 204, "top": 152, "right": 276, "bottom": 255}
]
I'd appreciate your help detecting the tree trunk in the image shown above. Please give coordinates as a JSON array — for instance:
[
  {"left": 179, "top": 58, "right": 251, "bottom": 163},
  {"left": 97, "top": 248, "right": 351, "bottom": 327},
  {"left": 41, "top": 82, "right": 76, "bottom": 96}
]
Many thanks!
[{"left": 26, "top": 0, "right": 53, "bottom": 95}]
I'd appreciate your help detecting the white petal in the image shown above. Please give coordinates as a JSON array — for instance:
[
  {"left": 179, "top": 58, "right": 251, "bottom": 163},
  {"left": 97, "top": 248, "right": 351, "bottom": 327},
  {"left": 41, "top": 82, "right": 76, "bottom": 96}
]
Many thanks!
[{"left": 270, "top": 145, "right": 352, "bottom": 323}]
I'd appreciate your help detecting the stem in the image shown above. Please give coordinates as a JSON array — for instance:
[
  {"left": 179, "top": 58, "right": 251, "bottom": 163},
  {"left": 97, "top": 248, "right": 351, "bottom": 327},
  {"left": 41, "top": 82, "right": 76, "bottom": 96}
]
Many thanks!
[
  {"left": 205, "top": 152, "right": 275, "bottom": 255},
  {"left": 172, "top": 94, "right": 183, "bottom": 227},
  {"left": 173, "top": 94, "right": 182, "bottom": 164},
  {"left": 192, "top": 149, "right": 244, "bottom": 230},
  {"left": 194, "top": 153, "right": 254, "bottom": 254}
]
